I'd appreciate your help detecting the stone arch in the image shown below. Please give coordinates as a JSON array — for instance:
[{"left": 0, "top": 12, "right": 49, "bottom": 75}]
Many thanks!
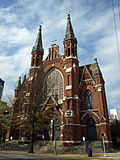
[
  {"left": 43, "top": 68, "right": 64, "bottom": 103},
  {"left": 81, "top": 111, "right": 100, "bottom": 125}
]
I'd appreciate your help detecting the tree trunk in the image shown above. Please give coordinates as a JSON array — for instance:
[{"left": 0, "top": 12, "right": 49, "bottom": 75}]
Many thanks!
[{"left": 29, "top": 116, "right": 34, "bottom": 153}]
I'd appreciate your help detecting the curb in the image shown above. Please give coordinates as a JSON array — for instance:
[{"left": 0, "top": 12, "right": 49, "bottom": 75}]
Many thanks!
[
  {"left": 1, "top": 151, "right": 120, "bottom": 159},
  {"left": 0, "top": 151, "right": 108, "bottom": 159}
]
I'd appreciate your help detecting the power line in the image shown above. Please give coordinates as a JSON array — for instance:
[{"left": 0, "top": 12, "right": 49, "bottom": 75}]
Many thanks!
[
  {"left": 112, "top": 0, "right": 120, "bottom": 69},
  {"left": 118, "top": 0, "right": 120, "bottom": 19}
]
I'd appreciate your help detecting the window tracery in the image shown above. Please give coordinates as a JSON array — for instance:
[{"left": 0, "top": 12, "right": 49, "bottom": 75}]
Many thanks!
[{"left": 43, "top": 68, "right": 64, "bottom": 102}]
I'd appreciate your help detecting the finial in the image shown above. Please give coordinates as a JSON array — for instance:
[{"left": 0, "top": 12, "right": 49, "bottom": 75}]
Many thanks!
[
  {"left": 51, "top": 39, "right": 57, "bottom": 45},
  {"left": 67, "top": 10, "right": 71, "bottom": 19},
  {"left": 23, "top": 74, "right": 26, "bottom": 81},
  {"left": 17, "top": 76, "right": 21, "bottom": 87},
  {"left": 94, "top": 57, "right": 98, "bottom": 63},
  {"left": 39, "top": 21, "right": 43, "bottom": 30}
]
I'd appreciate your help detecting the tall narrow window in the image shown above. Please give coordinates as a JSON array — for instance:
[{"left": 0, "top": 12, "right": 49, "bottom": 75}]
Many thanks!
[
  {"left": 68, "top": 48, "right": 70, "bottom": 56},
  {"left": 67, "top": 75, "right": 70, "bottom": 85},
  {"left": 72, "top": 48, "right": 74, "bottom": 56},
  {"left": 36, "top": 56, "right": 39, "bottom": 66},
  {"left": 67, "top": 100, "right": 70, "bottom": 109},
  {"left": 85, "top": 90, "right": 93, "bottom": 109}
]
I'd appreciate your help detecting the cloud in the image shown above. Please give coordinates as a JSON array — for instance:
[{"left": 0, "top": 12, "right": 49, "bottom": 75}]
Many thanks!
[{"left": 0, "top": 0, "right": 120, "bottom": 119}]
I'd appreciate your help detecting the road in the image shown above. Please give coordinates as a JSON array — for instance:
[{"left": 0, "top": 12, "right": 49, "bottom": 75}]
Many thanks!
[{"left": 0, "top": 152, "right": 101, "bottom": 160}]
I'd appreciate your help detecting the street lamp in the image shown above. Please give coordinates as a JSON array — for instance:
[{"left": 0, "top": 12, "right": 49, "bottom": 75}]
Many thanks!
[
  {"left": 102, "top": 133, "right": 106, "bottom": 157},
  {"left": 83, "top": 136, "right": 86, "bottom": 156}
]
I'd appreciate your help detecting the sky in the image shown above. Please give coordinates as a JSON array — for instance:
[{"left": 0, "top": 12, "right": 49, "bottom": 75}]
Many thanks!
[{"left": 0, "top": 0, "right": 120, "bottom": 118}]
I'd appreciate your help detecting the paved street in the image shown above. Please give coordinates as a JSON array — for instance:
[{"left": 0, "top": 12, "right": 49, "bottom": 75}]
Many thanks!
[{"left": 0, "top": 152, "right": 103, "bottom": 160}]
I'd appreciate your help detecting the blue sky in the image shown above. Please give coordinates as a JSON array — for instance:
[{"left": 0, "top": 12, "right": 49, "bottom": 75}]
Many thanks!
[{"left": 0, "top": 0, "right": 120, "bottom": 118}]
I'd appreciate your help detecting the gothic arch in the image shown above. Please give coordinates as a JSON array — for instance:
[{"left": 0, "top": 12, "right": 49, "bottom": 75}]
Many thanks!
[
  {"left": 43, "top": 68, "right": 64, "bottom": 103},
  {"left": 81, "top": 111, "right": 100, "bottom": 125}
]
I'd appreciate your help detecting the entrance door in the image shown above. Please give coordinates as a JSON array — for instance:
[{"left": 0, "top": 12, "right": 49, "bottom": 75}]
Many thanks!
[{"left": 87, "top": 118, "right": 97, "bottom": 141}]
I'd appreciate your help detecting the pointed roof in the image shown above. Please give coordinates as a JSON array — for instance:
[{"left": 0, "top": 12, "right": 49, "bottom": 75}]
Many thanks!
[
  {"left": 32, "top": 25, "right": 44, "bottom": 53},
  {"left": 79, "top": 59, "right": 102, "bottom": 84},
  {"left": 64, "top": 13, "right": 77, "bottom": 42}
]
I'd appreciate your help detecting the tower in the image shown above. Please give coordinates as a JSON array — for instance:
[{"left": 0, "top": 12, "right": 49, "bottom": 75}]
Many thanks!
[
  {"left": 63, "top": 13, "right": 81, "bottom": 143},
  {"left": 30, "top": 25, "right": 44, "bottom": 77}
]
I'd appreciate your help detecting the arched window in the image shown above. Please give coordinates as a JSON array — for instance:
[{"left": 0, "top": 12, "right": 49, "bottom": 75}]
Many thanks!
[
  {"left": 85, "top": 90, "right": 93, "bottom": 109},
  {"left": 43, "top": 68, "right": 64, "bottom": 102}
]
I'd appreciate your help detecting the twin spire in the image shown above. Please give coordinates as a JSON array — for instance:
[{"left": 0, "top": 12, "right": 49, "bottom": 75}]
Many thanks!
[
  {"left": 32, "top": 13, "right": 76, "bottom": 53},
  {"left": 64, "top": 13, "right": 76, "bottom": 42},
  {"left": 32, "top": 25, "right": 44, "bottom": 53}
]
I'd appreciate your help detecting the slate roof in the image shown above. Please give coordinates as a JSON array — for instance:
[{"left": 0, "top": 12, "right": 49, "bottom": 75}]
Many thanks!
[
  {"left": 32, "top": 25, "right": 44, "bottom": 52},
  {"left": 64, "top": 13, "right": 77, "bottom": 42},
  {"left": 79, "top": 62, "right": 102, "bottom": 84}
]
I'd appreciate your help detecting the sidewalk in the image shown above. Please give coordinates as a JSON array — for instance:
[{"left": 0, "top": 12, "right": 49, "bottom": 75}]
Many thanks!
[{"left": 0, "top": 150, "right": 120, "bottom": 159}]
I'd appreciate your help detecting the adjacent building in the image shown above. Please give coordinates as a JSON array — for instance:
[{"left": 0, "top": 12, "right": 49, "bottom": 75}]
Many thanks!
[
  {"left": 7, "top": 14, "right": 112, "bottom": 146},
  {"left": 0, "top": 78, "right": 5, "bottom": 100},
  {"left": 110, "top": 109, "right": 118, "bottom": 120}
]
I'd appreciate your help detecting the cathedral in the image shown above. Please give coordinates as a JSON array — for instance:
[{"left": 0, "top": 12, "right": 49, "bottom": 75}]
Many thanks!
[{"left": 7, "top": 14, "right": 112, "bottom": 146}]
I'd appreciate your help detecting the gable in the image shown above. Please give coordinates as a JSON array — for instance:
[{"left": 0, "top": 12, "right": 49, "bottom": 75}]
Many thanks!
[
  {"left": 82, "top": 66, "right": 93, "bottom": 80},
  {"left": 45, "top": 44, "right": 61, "bottom": 61}
]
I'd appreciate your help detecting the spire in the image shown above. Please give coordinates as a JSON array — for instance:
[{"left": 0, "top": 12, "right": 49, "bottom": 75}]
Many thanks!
[
  {"left": 15, "top": 76, "right": 21, "bottom": 90},
  {"left": 32, "top": 25, "right": 44, "bottom": 53},
  {"left": 94, "top": 57, "right": 98, "bottom": 64},
  {"left": 93, "top": 58, "right": 102, "bottom": 76},
  {"left": 64, "top": 13, "right": 76, "bottom": 42}
]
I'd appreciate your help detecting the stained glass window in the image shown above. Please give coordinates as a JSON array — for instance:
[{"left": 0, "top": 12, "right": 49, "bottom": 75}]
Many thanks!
[
  {"left": 43, "top": 68, "right": 64, "bottom": 102},
  {"left": 85, "top": 90, "right": 93, "bottom": 109}
]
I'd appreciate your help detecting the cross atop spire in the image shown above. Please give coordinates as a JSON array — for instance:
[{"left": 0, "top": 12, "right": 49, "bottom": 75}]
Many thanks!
[
  {"left": 64, "top": 12, "right": 76, "bottom": 42},
  {"left": 32, "top": 24, "right": 44, "bottom": 53}
]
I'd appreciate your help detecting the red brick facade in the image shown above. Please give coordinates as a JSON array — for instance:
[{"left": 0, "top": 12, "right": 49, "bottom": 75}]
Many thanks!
[{"left": 7, "top": 14, "right": 112, "bottom": 146}]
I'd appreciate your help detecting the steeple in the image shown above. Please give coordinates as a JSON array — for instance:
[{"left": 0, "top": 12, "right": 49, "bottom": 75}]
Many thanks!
[
  {"left": 32, "top": 25, "right": 44, "bottom": 52},
  {"left": 31, "top": 24, "right": 44, "bottom": 67},
  {"left": 64, "top": 13, "right": 77, "bottom": 57},
  {"left": 64, "top": 13, "right": 76, "bottom": 42}
]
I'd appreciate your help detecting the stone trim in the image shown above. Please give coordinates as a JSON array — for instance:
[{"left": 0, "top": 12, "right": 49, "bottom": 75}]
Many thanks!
[
  {"left": 95, "top": 84, "right": 103, "bottom": 88},
  {"left": 81, "top": 109, "right": 98, "bottom": 113},
  {"left": 26, "top": 93, "right": 30, "bottom": 96},
  {"left": 60, "top": 122, "right": 107, "bottom": 128},
  {"left": 62, "top": 141, "right": 81, "bottom": 143},
  {"left": 104, "top": 141, "right": 113, "bottom": 143},
  {"left": 66, "top": 85, "right": 72, "bottom": 90},
  {"left": 64, "top": 55, "right": 78, "bottom": 61},
  {"left": 97, "top": 87, "right": 102, "bottom": 92},
  {"left": 66, "top": 67, "right": 72, "bottom": 73},
  {"left": 30, "top": 66, "right": 40, "bottom": 69},
  {"left": 96, "top": 122, "right": 107, "bottom": 126},
  {"left": 28, "top": 76, "right": 33, "bottom": 81},
  {"left": 81, "top": 110, "right": 100, "bottom": 121},
  {"left": 64, "top": 110, "right": 75, "bottom": 117},
  {"left": 83, "top": 79, "right": 93, "bottom": 82}
]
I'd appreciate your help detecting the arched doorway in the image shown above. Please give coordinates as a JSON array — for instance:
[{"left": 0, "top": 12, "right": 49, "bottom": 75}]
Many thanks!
[{"left": 87, "top": 118, "right": 97, "bottom": 141}]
